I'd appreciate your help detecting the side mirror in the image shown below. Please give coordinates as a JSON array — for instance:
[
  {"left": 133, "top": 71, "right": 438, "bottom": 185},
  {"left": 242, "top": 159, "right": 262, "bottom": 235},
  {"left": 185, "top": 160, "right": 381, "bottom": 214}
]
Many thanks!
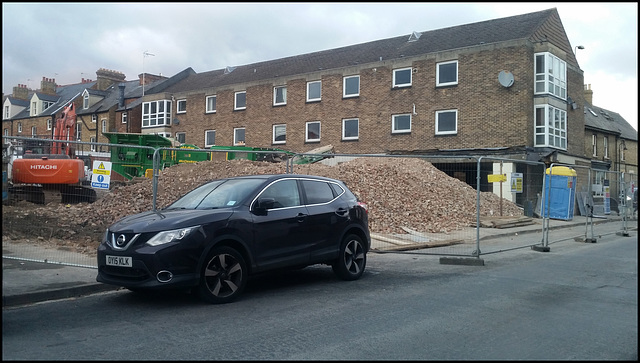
[{"left": 253, "top": 197, "right": 275, "bottom": 215}]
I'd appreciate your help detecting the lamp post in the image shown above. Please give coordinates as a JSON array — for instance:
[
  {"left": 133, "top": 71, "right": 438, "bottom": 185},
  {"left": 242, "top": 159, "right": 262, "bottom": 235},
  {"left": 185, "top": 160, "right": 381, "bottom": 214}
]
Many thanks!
[
  {"left": 619, "top": 140, "right": 629, "bottom": 234},
  {"left": 142, "top": 50, "right": 155, "bottom": 97},
  {"left": 574, "top": 45, "right": 584, "bottom": 54}
]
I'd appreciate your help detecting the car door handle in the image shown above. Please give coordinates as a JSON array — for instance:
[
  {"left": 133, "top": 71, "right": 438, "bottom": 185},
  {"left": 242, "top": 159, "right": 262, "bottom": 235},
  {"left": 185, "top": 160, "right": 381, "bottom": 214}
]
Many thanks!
[
  {"left": 335, "top": 208, "right": 348, "bottom": 217},
  {"left": 296, "top": 213, "right": 307, "bottom": 222}
]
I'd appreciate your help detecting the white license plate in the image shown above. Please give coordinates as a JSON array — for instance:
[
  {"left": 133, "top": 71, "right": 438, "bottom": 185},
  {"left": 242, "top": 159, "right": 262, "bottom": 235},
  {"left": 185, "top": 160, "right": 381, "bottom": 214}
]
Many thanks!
[{"left": 106, "top": 255, "right": 132, "bottom": 267}]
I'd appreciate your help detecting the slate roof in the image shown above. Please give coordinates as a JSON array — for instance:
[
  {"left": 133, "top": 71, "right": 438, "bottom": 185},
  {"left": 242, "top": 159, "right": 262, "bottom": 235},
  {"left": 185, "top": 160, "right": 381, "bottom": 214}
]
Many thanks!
[
  {"left": 11, "top": 81, "right": 97, "bottom": 120},
  {"left": 163, "top": 8, "right": 573, "bottom": 93},
  {"left": 584, "top": 102, "right": 638, "bottom": 141},
  {"left": 4, "top": 96, "right": 29, "bottom": 108}
]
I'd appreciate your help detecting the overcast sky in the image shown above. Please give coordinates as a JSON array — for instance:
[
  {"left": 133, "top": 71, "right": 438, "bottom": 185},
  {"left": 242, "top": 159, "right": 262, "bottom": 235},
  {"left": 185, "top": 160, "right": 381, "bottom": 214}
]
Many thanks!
[{"left": 2, "top": 2, "right": 637, "bottom": 131}]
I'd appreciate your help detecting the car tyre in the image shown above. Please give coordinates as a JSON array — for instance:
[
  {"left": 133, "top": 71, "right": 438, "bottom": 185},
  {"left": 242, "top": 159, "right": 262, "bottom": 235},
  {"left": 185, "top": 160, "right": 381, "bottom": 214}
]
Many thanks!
[
  {"left": 198, "top": 246, "right": 248, "bottom": 304},
  {"left": 332, "top": 234, "right": 366, "bottom": 281}
]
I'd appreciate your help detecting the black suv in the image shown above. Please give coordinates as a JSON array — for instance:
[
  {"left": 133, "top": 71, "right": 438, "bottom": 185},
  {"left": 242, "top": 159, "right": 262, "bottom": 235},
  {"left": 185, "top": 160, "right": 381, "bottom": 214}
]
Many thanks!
[{"left": 97, "top": 174, "right": 370, "bottom": 304}]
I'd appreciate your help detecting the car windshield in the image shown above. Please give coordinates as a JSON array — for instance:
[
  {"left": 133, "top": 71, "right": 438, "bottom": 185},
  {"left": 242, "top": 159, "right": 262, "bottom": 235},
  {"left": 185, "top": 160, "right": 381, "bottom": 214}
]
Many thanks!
[{"left": 166, "top": 178, "right": 265, "bottom": 210}]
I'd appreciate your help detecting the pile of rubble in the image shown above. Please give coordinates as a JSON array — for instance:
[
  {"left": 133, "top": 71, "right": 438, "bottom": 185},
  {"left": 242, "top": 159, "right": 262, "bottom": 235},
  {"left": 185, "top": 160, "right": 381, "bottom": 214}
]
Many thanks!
[{"left": 2, "top": 157, "right": 523, "bottom": 248}]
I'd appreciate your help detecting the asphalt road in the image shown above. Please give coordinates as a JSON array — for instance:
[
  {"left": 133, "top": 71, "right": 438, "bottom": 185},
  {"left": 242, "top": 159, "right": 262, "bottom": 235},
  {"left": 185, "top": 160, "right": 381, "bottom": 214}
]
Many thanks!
[{"left": 2, "top": 232, "right": 637, "bottom": 360}]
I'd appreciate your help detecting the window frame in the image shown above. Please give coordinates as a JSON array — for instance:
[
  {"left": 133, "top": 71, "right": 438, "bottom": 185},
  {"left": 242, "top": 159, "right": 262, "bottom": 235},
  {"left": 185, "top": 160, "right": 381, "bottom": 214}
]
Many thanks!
[
  {"left": 436, "top": 60, "right": 458, "bottom": 87},
  {"left": 31, "top": 126, "right": 37, "bottom": 137},
  {"left": 47, "top": 119, "right": 52, "bottom": 130},
  {"left": 142, "top": 100, "right": 172, "bottom": 128},
  {"left": 175, "top": 132, "right": 186, "bottom": 144},
  {"left": 234, "top": 91, "right": 246, "bottom": 111},
  {"left": 90, "top": 136, "right": 96, "bottom": 152},
  {"left": 534, "top": 104, "right": 567, "bottom": 149},
  {"left": 17, "top": 122, "right": 22, "bottom": 133},
  {"left": 91, "top": 114, "right": 97, "bottom": 123},
  {"left": 603, "top": 136, "right": 609, "bottom": 159},
  {"left": 206, "top": 95, "right": 217, "bottom": 113},
  {"left": 393, "top": 67, "right": 412, "bottom": 88},
  {"left": 534, "top": 52, "right": 567, "bottom": 99},
  {"left": 273, "top": 86, "right": 287, "bottom": 106},
  {"left": 76, "top": 123, "right": 82, "bottom": 141},
  {"left": 272, "top": 124, "right": 286, "bottom": 144},
  {"left": 122, "top": 112, "right": 128, "bottom": 124},
  {"left": 392, "top": 113, "right": 412, "bottom": 134},
  {"left": 343, "top": 75, "right": 360, "bottom": 98},
  {"left": 342, "top": 118, "right": 359, "bottom": 141},
  {"left": 83, "top": 92, "right": 90, "bottom": 109},
  {"left": 435, "top": 109, "right": 458, "bottom": 135},
  {"left": 592, "top": 134, "right": 597, "bottom": 157},
  {"left": 306, "top": 81, "right": 321, "bottom": 102},
  {"left": 176, "top": 99, "right": 187, "bottom": 114},
  {"left": 234, "top": 127, "right": 245, "bottom": 146},
  {"left": 305, "top": 121, "right": 321, "bottom": 142},
  {"left": 101, "top": 119, "right": 107, "bottom": 133},
  {"left": 204, "top": 130, "right": 215, "bottom": 147}
]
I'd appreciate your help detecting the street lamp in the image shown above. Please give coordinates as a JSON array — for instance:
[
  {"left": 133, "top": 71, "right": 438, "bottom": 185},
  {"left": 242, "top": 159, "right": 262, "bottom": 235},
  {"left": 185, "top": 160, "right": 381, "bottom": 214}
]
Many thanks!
[
  {"left": 619, "top": 139, "right": 629, "bottom": 233},
  {"left": 574, "top": 45, "right": 585, "bottom": 54},
  {"left": 142, "top": 50, "right": 155, "bottom": 97}
]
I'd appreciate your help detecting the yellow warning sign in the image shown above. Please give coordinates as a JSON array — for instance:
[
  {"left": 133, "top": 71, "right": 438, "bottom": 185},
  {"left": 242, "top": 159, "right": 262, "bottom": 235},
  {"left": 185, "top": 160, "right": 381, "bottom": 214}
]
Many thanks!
[{"left": 488, "top": 174, "right": 507, "bottom": 183}]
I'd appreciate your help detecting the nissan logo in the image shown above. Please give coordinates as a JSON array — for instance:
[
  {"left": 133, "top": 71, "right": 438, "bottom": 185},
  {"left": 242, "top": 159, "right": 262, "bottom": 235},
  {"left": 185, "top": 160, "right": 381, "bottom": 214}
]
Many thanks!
[{"left": 116, "top": 234, "right": 127, "bottom": 247}]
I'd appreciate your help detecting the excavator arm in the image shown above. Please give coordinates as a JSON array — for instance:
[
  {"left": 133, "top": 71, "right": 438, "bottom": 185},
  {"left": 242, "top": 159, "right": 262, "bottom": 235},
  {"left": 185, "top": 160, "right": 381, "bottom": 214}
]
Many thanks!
[{"left": 52, "top": 103, "right": 77, "bottom": 156}]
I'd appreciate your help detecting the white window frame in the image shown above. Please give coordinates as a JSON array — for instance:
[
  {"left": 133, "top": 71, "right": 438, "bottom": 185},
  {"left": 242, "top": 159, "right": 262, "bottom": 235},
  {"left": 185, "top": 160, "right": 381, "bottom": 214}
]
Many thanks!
[
  {"left": 343, "top": 75, "right": 360, "bottom": 98},
  {"left": 31, "top": 126, "right": 37, "bottom": 137},
  {"left": 234, "top": 127, "right": 245, "bottom": 146},
  {"left": 90, "top": 137, "right": 96, "bottom": 152},
  {"left": 435, "top": 109, "right": 458, "bottom": 135},
  {"left": 31, "top": 101, "right": 37, "bottom": 116},
  {"left": 4, "top": 105, "right": 9, "bottom": 119},
  {"left": 603, "top": 136, "right": 609, "bottom": 159},
  {"left": 4, "top": 128, "right": 9, "bottom": 136},
  {"left": 342, "top": 118, "right": 359, "bottom": 140},
  {"left": 305, "top": 121, "right": 321, "bottom": 142},
  {"left": 534, "top": 52, "right": 567, "bottom": 99},
  {"left": 206, "top": 95, "right": 217, "bottom": 113},
  {"left": 436, "top": 60, "right": 458, "bottom": 87},
  {"left": 534, "top": 104, "right": 567, "bottom": 149},
  {"left": 392, "top": 114, "right": 412, "bottom": 134},
  {"left": 393, "top": 67, "right": 412, "bottom": 88},
  {"left": 83, "top": 92, "right": 90, "bottom": 109},
  {"left": 176, "top": 132, "right": 186, "bottom": 144},
  {"left": 47, "top": 119, "right": 52, "bottom": 130},
  {"left": 272, "top": 124, "right": 286, "bottom": 144},
  {"left": 101, "top": 119, "right": 107, "bottom": 133},
  {"left": 92, "top": 114, "right": 97, "bottom": 123},
  {"left": 273, "top": 86, "right": 287, "bottom": 106},
  {"left": 176, "top": 99, "right": 187, "bottom": 114},
  {"left": 76, "top": 123, "right": 81, "bottom": 141},
  {"left": 592, "top": 134, "right": 597, "bottom": 157},
  {"left": 122, "top": 112, "right": 128, "bottom": 124},
  {"left": 306, "top": 81, "right": 321, "bottom": 102},
  {"left": 205, "top": 130, "right": 216, "bottom": 147},
  {"left": 18, "top": 122, "right": 22, "bottom": 133},
  {"left": 234, "top": 91, "right": 246, "bottom": 110},
  {"left": 142, "top": 100, "right": 172, "bottom": 128}
]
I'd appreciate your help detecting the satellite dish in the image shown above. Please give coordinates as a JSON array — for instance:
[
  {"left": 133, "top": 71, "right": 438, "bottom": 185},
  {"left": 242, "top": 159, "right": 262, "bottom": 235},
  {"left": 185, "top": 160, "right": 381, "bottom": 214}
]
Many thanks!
[{"left": 498, "top": 70, "right": 514, "bottom": 88}]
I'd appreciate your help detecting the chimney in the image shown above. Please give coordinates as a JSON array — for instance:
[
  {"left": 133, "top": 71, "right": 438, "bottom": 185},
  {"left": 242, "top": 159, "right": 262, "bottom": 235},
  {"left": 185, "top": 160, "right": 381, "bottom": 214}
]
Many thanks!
[
  {"left": 95, "top": 68, "right": 126, "bottom": 91},
  {"left": 583, "top": 84, "right": 593, "bottom": 105},
  {"left": 118, "top": 83, "right": 125, "bottom": 108},
  {"left": 12, "top": 84, "right": 29, "bottom": 100},
  {"left": 41, "top": 77, "right": 57, "bottom": 95},
  {"left": 138, "top": 72, "right": 167, "bottom": 86}
]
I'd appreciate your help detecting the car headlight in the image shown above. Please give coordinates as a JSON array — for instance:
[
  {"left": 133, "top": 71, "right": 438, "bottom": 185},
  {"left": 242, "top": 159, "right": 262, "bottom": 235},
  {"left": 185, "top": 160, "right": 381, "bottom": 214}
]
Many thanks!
[{"left": 146, "top": 226, "right": 199, "bottom": 246}]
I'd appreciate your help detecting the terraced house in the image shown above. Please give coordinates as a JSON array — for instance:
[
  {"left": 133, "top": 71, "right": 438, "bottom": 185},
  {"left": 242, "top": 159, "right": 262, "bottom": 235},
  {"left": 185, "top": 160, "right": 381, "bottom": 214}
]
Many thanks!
[{"left": 3, "top": 8, "right": 637, "bottom": 205}]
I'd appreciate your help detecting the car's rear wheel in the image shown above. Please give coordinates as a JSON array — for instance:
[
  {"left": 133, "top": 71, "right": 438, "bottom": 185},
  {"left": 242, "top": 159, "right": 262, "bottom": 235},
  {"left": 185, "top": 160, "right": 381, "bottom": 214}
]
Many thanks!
[
  {"left": 332, "top": 234, "right": 366, "bottom": 280},
  {"left": 197, "top": 246, "right": 248, "bottom": 304}
]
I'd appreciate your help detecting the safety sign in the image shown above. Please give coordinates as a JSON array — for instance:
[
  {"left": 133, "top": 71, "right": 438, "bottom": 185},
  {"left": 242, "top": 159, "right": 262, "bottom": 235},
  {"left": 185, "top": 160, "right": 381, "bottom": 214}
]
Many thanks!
[{"left": 91, "top": 161, "right": 112, "bottom": 190}]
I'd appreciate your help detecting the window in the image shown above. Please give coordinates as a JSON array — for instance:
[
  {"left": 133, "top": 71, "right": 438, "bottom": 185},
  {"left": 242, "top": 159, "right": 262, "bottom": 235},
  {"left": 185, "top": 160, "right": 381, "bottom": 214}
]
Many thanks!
[
  {"left": 31, "top": 126, "right": 37, "bottom": 137},
  {"left": 4, "top": 128, "right": 8, "bottom": 136},
  {"left": 122, "top": 112, "right": 128, "bottom": 124},
  {"left": 31, "top": 102, "right": 37, "bottom": 116},
  {"left": 393, "top": 67, "right": 412, "bottom": 88},
  {"left": 603, "top": 136, "right": 609, "bottom": 159},
  {"left": 47, "top": 119, "right": 52, "bottom": 130},
  {"left": 534, "top": 105, "right": 567, "bottom": 149},
  {"left": 392, "top": 114, "right": 411, "bottom": 134},
  {"left": 259, "top": 179, "right": 301, "bottom": 209},
  {"left": 206, "top": 95, "right": 217, "bottom": 113},
  {"left": 83, "top": 92, "right": 89, "bottom": 109},
  {"left": 343, "top": 75, "right": 360, "bottom": 98},
  {"left": 4, "top": 105, "right": 8, "bottom": 119},
  {"left": 43, "top": 101, "right": 54, "bottom": 110},
  {"left": 273, "top": 86, "right": 287, "bottom": 106},
  {"left": 592, "top": 134, "right": 597, "bottom": 157},
  {"left": 436, "top": 60, "right": 458, "bottom": 87},
  {"left": 176, "top": 132, "right": 186, "bottom": 144},
  {"left": 18, "top": 122, "right": 22, "bottom": 133},
  {"left": 535, "top": 52, "right": 566, "bottom": 99},
  {"left": 142, "top": 100, "right": 172, "bottom": 127},
  {"left": 102, "top": 119, "right": 107, "bottom": 133},
  {"left": 76, "top": 123, "right": 82, "bottom": 141},
  {"left": 205, "top": 130, "right": 215, "bottom": 147},
  {"left": 301, "top": 180, "right": 337, "bottom": 205},
  {"left": 342, "top": 118, "right": 359, "bottom": 140},
  {"left": 234, "top": 91, "right": 246, "bottom": 110},
  {"left": 307, "top": 81, "right": 321, "bottom": 102},
  {"left": 92, "top": 114, "right": 97, "bottom": 123},
  {"left": 306, "top": 121, "right": 321, "bottom": 142},
  {"left": 90, "top": 137, "right": 96, "bottom": 152},
  {"left": 177, "top": 99, "right": 187, "bottom": 114},
  {"left": 435, "top": 110, "right": 457, "bottom": 135},
  {"left": 273, "top": 124, "right": 286, "bottom": 144},
  {"left": 234, "top": 128, "right": 245, "bottom": 146}
]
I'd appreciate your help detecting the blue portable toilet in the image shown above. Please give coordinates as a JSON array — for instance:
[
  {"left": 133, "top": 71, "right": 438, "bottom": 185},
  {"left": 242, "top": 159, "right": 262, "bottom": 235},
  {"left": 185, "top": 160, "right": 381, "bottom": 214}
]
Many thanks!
[{"left": 541, "top": 166, "right": 577, "bottom": 220}]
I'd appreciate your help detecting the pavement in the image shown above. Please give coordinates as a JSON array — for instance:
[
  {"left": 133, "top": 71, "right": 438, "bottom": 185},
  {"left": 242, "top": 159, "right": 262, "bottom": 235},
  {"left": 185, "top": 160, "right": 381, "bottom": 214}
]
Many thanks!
[{"left": 3, "top": 214, "right": 637, "bottom": 308}]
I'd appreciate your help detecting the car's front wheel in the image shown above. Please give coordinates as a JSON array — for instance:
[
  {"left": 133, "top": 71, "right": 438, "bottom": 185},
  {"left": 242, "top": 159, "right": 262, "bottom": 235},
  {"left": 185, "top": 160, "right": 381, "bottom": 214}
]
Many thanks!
[
  {"left": 197, "top": 246, "right": 248, "bottom": 304},
  {"left": 332, "top": 234, "right": 366, "bottom": 280}
]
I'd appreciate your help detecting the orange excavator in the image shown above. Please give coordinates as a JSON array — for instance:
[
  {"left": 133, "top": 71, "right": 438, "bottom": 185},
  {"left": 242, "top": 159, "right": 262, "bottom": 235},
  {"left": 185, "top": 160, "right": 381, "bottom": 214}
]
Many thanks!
[{"left": 10, "top": 103, "right": 97, "bottom": 204}]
